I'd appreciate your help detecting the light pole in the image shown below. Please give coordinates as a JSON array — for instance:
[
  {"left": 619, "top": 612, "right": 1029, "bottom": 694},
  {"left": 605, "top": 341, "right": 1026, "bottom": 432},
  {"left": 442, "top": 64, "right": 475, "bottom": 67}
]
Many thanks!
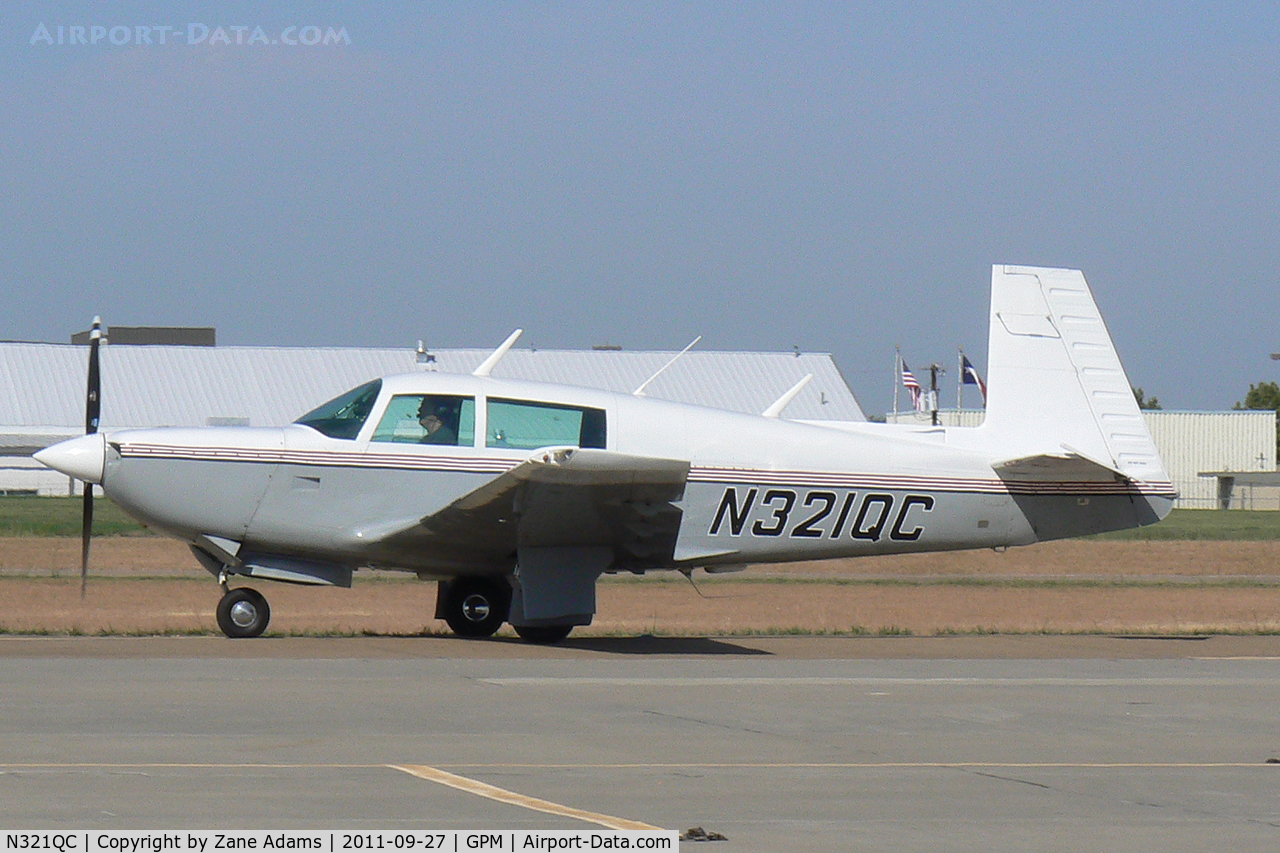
[{"left": 929, "top": 363, "right": 944, "bottom": 426}]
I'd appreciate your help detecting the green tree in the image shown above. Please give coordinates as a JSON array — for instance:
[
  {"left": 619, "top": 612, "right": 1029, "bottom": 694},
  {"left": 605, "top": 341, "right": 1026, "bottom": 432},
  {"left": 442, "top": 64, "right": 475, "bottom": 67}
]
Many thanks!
[
  {"left": 1132, "top": 387, "right": 1162, "bottom": 410},
  {"left": 1234, "top": 381, "right": 1280, "bottom": 459},
  {"left": 1237, "top": 381, "right": 1280, "bottom": 411}
]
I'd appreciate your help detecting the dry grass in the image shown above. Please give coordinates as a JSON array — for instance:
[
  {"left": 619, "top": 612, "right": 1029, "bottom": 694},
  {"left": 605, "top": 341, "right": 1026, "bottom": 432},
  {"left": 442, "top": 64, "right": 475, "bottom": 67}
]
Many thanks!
[{"left": 3, "top": 537, "right": 1280, "bottom": 636}]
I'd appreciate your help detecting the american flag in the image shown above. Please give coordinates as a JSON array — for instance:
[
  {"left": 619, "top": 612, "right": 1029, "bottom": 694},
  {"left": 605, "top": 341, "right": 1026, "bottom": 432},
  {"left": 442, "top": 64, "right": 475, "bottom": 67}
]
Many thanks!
[
  {"left": 962, "top": 355, "right": 987, "bottom": 403},
  {"left": 901, "top": 359, "right": 925, "bottom": 411}
]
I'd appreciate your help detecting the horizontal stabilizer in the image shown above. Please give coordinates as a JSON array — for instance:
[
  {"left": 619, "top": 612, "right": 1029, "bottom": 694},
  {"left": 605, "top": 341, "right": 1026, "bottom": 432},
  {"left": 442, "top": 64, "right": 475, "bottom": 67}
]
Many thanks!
[{"left": 992, "top": 450, "right": 1128, "bottom": 483}]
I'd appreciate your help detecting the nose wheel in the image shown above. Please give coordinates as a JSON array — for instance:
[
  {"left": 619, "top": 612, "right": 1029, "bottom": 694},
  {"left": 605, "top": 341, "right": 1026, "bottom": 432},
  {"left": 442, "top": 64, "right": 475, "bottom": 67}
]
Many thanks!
[{"left": 216, "top": 587, "right": 271, "bottom": 638}]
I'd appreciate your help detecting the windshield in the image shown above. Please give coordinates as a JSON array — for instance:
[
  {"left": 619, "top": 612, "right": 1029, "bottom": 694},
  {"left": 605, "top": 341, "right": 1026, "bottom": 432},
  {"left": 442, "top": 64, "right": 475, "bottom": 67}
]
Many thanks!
[{"left": 294, "top": 379, "right": 382, "bottom": 440}]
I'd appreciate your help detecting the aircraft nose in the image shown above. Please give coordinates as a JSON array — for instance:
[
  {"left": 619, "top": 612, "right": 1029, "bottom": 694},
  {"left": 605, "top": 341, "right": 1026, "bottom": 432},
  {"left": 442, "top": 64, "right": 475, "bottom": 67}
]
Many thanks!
[{"left": 34, "top": 433, "right": 107, "bottom": 484}]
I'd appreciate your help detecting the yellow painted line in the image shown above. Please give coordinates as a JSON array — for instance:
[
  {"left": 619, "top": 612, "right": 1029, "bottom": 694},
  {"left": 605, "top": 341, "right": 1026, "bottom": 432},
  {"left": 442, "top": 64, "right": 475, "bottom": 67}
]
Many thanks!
[
  {"left": 389, "top": 763, "right": 662, "bottom": 831},
  {"left": 0, "top": 761, "right": 1273, "bottom": 771},
  {"left": 1197, "top": 656, "right": 1280, "bottom": 660},
  {"left": 423, "top": 762, "right": 1276, "bottom": 770},
  {"left": 0, "top": 762, "right": 380, "bottom": 769}
]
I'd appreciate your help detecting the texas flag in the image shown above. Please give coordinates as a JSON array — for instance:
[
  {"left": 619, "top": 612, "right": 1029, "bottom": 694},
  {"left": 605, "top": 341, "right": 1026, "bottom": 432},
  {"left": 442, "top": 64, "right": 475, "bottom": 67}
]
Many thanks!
[{"left": 962, "top": 355, "right": 987, "bottom": 404}]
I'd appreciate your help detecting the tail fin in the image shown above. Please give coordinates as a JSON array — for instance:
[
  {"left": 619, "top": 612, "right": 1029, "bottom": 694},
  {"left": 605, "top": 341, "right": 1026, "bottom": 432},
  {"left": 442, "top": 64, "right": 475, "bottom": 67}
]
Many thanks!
[{"left": 975, "top": 264, "right": 1172, "bottom": 492}]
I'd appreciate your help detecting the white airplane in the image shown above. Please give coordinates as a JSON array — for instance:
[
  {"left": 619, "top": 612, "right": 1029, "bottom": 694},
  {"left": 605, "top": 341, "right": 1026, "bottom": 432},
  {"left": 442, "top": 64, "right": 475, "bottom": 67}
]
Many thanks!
[{"left": 35, "top": 265, "right": 1174, "bottom": 642}]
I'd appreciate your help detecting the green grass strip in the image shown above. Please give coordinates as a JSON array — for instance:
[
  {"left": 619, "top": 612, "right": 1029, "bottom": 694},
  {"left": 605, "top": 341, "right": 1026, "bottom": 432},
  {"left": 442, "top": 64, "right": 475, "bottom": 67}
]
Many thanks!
[
  {"left": 0, "top": 496, "right": 151, "bottom": 537},
  {"left": 1089, "top": 509, "right": 1280, "bottom": 540}
]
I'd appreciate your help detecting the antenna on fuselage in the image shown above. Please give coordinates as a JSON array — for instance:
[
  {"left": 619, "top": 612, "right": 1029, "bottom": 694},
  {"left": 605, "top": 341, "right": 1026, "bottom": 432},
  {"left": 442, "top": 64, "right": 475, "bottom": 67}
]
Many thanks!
[
  {"left": 472, "top": 328, "right": 523, "bottom": 377},
  {"left": 633, "top": 335, "right": 702, "bottom": 397},
  {"left": 678, "top": 567, "right": 708, "bottom": 598},
  {"left": 761, "top": 373, "right": 813, "bottom": 418}
]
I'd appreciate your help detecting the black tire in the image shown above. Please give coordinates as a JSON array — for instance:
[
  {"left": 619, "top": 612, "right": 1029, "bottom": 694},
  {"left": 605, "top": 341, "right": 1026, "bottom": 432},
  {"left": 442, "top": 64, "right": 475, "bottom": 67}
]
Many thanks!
[
  {"left": 216, "top": 587, "right": 270, "bottom": 639},
  {"left": 443, "top": 576, "right": 509, "bottom": 638},
  {"left": 514, "top": 624, "right": 573, "bottom": 644}
]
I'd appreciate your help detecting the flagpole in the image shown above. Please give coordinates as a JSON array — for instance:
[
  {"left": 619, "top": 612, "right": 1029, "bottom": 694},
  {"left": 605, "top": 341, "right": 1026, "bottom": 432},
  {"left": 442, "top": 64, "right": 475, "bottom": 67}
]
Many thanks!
[
  {"left": 893, "top": 348, "right": 900, "bottom": 421},
  {"left": 957, "top": 346, "right": 964, "bottom": 414}
]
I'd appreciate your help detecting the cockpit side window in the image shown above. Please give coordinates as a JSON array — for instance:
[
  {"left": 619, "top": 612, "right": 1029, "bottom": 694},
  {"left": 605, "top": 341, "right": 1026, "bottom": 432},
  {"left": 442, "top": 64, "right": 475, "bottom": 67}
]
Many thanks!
[
  {"left": 371, "top": 394, "right": 476, "bottom": 446},
  {"left": 294, "top": 379, "right": 382, "bottom": 440},
  {"left": 486, "top": 398, "right": 606, "bottom": 450}
]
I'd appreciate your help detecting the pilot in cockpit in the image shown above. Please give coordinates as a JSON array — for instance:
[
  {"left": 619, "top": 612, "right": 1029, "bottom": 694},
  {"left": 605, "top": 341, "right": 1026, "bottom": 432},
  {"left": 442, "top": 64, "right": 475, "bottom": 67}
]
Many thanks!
[{"left": 417, "top": 397, "right": 459, "bottom": 445}]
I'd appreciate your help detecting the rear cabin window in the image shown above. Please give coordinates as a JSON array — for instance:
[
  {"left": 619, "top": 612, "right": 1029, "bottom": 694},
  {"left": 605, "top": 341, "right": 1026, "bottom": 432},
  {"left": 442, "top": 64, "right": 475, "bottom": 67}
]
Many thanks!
[
  {"left": 486, "top": 399, "right": 606, "bottom": 450},
  {"left": 294, "top": 379, "right": 381, "bottom": 440},
  {"left": 371, "top": 394, "right": 476, "bottom": 447}
]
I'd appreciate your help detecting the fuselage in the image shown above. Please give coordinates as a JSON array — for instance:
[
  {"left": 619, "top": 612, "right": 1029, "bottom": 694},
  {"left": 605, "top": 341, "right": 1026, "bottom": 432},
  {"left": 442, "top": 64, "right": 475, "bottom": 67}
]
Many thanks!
[{"left": 47, "top": 371, "right": 1176, "bottom": 578}]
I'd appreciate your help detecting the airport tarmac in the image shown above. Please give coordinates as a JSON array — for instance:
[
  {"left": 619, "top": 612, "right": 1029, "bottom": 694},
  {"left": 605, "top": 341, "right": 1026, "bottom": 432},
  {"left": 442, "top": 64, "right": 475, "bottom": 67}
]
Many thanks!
[{"left": 2, "top": 636, "right": 1280, "bottom": 852}]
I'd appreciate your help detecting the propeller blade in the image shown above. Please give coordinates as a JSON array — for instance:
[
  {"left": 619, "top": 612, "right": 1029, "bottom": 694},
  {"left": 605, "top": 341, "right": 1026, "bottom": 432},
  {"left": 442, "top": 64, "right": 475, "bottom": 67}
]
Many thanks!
[
  {"left": 81, "top": 483, "right": 93, "bottom": 598},
  {"left": 81, "top": 316, "right": 102, "bottom": 598},
  {"left": 86, "top": 317, "right": 101, "bottom": 435}
]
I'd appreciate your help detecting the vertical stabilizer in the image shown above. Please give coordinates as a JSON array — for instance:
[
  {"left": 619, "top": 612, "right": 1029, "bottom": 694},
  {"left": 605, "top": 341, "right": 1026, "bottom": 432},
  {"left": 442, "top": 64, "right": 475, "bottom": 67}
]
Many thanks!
[{"left": 977, "top": 265, "right": 1169, "bottom": 486}]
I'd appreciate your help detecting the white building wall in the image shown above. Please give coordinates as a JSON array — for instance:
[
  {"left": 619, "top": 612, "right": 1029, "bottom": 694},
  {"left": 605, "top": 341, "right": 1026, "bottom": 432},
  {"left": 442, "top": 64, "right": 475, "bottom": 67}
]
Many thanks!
[
  {"left": 0, "top": 458, "right": 78, "bottom": 496},
  {"left": 1145, "top": 411, "right": 1277, "bottom": 509},
  {"left": 886, "top": 409, "right": 987, "bottom": 428}
]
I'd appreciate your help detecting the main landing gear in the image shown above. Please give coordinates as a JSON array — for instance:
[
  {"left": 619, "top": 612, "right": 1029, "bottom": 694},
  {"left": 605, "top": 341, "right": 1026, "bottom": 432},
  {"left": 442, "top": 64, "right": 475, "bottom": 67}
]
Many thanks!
[
  {"left": 216, "top": 586, "right": 271, "bottom": 639},
  {"left": 513, "top": 624, "right": 573, "bottom": 644},
  {"left": 208, "top": 573, "right": 574, "bottom": 643},
  {"left": 439, "top": 576, "right": 510, "bottom": 638},
  {"left": 436, "top": 576, "right": 575, "bottom": 643}
]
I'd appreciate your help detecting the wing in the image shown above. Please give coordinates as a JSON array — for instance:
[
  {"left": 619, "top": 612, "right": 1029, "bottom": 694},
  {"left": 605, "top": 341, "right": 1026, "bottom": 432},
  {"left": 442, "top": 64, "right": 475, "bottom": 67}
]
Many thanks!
[{"left": 364, "top": 447, "right": 690, "bottom": 572}]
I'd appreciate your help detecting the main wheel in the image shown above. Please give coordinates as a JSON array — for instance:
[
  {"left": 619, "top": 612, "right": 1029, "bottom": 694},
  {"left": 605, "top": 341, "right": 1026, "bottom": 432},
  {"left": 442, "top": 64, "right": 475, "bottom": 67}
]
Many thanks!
[
  {"left": 514, "top": 624, "right": 573, "bottom": 644},
  {"left": 216, "top": 587, "right": 270, "bottom": 639},
  {"left": 443, "top": 577, "right": 509, "bottom": 638}
]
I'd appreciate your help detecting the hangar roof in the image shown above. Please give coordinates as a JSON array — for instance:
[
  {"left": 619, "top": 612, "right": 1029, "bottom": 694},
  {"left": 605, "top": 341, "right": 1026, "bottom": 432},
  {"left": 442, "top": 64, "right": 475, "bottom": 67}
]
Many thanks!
[{"left": 0, "top": 343, "right": 863, "bottom": 449}]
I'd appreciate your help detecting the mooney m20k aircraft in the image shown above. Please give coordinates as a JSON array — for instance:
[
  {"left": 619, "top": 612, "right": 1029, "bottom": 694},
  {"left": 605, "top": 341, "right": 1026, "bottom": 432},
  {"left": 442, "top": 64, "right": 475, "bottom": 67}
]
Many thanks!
[{"left": 36, "top": 265, "right": 1174, "bottom": 642}]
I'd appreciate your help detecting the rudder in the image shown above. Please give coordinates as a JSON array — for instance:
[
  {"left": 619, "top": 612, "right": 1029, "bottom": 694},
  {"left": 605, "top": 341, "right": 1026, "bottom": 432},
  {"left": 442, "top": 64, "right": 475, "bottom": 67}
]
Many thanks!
[{"left": 976, "top": 264, "right": 1171, "bottom": 489}]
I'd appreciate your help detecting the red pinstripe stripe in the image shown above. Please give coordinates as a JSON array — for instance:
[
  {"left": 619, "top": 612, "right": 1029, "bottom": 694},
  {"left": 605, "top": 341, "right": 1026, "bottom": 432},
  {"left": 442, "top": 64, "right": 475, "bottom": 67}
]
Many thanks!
[{"left": 116, "top": 444, "right": 1177, "bottom": 498}]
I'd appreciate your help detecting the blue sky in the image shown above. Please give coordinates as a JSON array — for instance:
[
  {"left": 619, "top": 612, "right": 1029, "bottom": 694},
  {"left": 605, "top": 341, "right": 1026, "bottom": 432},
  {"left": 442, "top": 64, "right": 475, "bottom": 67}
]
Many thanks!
[{"left": 2, "top": 3, "right": 1277, "bottom": 414}]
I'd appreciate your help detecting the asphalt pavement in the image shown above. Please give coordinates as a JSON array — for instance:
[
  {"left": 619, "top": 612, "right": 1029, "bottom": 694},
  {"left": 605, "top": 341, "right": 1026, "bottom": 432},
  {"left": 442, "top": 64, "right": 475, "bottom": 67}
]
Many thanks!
[{"left": 2, "top": 635, "right": 1279, "bottom": 852}]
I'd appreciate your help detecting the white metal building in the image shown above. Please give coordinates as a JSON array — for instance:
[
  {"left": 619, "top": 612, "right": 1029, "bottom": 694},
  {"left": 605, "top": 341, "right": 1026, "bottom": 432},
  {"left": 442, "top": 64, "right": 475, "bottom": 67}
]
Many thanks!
[
  {"left": 0, "top": 341, "right": 864, "bottom": 495},
  {"left": 8, "top": 337, "right": 1273, "bottom": 510},
  {"left": 1145, "top": 411, "right": 1278, "bottom": 509}
]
